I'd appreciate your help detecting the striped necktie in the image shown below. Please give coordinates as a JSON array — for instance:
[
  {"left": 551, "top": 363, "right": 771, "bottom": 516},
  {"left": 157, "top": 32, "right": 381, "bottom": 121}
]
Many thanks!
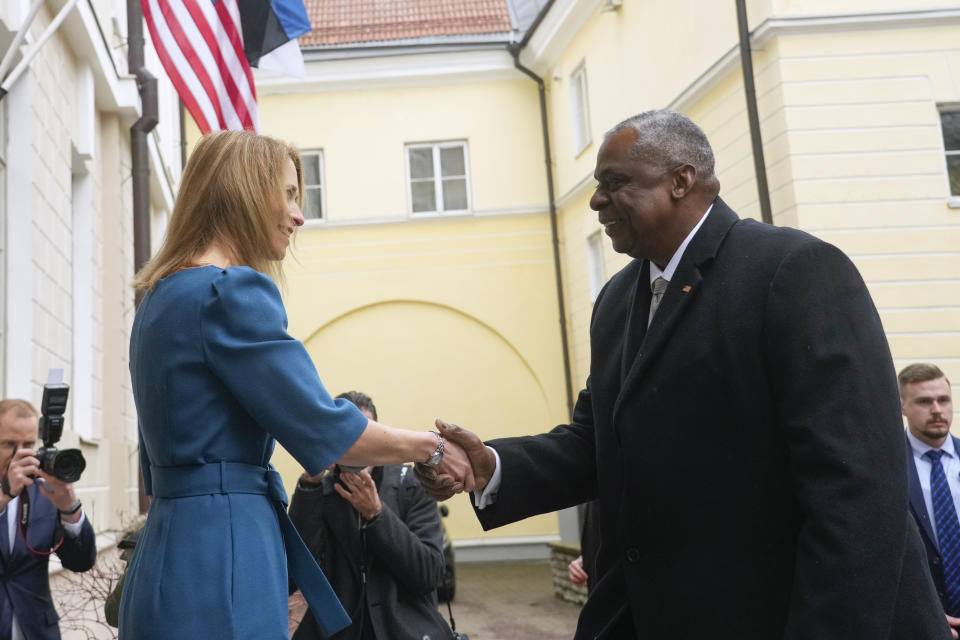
[
  {"left": 926, "top": 449, "right": 960, "bottom": 615},
  {"left": 649, "top": 276, "right": 668, "bottom": 321}
]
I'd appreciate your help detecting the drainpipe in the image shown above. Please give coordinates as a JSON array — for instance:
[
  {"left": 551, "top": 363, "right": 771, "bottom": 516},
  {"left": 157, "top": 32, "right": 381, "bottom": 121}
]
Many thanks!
[
  {"left": 128, "top": 0, "right": 157, "bottom": 514},
  {"left": 507, "top": 43, "right": 574, "bottom": 420},
  {"left": 128, "top": 0, "right": 158, "bottom": 308},
  {"left": 735, "top": 0, "right": 773, "bottom": 225}
]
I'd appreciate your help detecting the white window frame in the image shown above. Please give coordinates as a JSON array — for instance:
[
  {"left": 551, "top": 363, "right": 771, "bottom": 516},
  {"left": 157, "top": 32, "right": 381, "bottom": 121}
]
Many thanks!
[
  {"left": 586, "top": 230, "right": 606, "bottom": 302},
  {"left": 405, "top": 141, "right": 471, "bottom": 216},
  {"left": 0, "top": 100, "right": 5, "bottom": 394},
  {"left": 72, "top": 165, "right": 96, "bottom": 441},
  {"left": 939, "top": 105, "right": 960, "bottom": 208},
  {"left": 570, "top": 62, "right": 592, "bottom": 156},
  {"left": 300, "top": 149, "right": 326, "bottom": 222}
]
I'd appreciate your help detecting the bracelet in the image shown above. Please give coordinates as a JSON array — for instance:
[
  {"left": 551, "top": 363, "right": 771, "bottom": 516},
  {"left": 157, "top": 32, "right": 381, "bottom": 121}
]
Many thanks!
[
  {"left": 423, "top": 430, "right": 444, "bottom": 467},
  {"left": 59, "top": 500, "right": 82, "bottom": 515}
]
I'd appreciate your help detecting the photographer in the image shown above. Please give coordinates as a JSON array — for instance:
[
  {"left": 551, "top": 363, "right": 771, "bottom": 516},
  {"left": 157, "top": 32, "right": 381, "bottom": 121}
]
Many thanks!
[
  {"left": 0, "top": 400, "right": 95, "bottom": 640},
  {"left": 288, "top": 391, "right": 454, "bottom": 640}
]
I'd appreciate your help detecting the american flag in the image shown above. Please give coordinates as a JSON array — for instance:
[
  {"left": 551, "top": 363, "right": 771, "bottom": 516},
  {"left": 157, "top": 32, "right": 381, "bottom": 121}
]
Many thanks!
[{"left": 142, "top": 0, "right": 311, "bottom": 134}]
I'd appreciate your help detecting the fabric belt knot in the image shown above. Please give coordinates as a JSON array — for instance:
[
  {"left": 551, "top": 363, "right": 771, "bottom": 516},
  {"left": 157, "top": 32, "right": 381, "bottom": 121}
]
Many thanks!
[
  {"left": 925, "top": 449, "right": 960, "bottom": 616},
  {"left": 265, "top": 467, "right": 289, "bottom": 507},
  {"left": 149, "top": 460, "right": 350, "bottom": 637}
]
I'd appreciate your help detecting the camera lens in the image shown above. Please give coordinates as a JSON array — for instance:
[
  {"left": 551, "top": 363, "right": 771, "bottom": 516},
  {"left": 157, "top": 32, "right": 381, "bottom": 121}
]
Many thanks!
[{"left": 45, "top": 449, "right": 86, "bottom": 483}]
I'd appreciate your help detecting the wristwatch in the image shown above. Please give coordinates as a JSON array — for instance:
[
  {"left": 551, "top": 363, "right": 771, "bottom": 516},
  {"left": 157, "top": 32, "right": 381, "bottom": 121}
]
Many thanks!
[{"left": 423, "top": 431, "right": 444, "bottom": 467}]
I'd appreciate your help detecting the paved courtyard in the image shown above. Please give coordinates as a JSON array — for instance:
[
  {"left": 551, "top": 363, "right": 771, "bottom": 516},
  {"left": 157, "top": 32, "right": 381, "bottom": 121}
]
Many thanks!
[{"left": 442, "top": 560, "right": 582, "bottom": 640}]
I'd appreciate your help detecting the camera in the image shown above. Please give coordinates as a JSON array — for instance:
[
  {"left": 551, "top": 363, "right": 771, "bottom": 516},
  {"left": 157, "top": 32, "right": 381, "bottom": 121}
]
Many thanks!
[{"left": 37, "top": 382, "right": 85, "bottom": 483}]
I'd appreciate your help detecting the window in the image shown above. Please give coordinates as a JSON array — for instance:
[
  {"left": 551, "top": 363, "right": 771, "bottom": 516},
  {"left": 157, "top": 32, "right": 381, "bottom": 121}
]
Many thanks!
[
  {"left": 72, "top": 159, "right": 95, "bottom": 440},
  {"left": 0, "top": 100, "right": 5, "bottom": 392},
  {"left": 406, "top": 142, "right": 470, "bottom": 214},
  {"left": 300, "top": 150, "right": 325, "bottom": 220},
  {"left": 570, "top": 63, "right": 592, "bottom": 155},
  {"left": 586, "top": 230, "right": 606, "bottom": 302},
  {"left": 940, "top": 108, "right": 960, "bottom": 200}
]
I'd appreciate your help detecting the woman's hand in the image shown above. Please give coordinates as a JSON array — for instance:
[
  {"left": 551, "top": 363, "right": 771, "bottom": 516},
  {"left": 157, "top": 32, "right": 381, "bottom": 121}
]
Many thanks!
[{"left": 432, "top": 432, "right": 476, "bottom": 494}]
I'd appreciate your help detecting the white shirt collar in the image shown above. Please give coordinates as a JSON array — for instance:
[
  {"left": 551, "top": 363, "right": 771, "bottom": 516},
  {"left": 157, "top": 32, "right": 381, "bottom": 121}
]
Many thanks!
[
  {"left": 650, "top": 203, "right": 714, "bottom": 287},
  {"left": 907, "top": 428, "right": 957, "bottom": 460}
]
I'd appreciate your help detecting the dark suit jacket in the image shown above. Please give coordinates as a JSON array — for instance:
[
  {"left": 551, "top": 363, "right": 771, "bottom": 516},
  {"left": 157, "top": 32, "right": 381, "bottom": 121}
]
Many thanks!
[
  {"left": 476, "top": 198, "right": 950, "bottom": 640},
  {"left": 907, "top": 433, "right": 960, "bottom": 611},
  {"left": 0, "top": 485, "right": 96, "bottom": 640},
  {"left": 289, "top": 465, "right": 451, "bottom": 640}
]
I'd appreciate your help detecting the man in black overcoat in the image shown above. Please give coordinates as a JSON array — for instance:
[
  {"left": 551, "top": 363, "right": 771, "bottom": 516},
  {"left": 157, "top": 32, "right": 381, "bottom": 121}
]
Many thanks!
[{"left": 418, "top": 110, "right": 950, "bottom": 640}]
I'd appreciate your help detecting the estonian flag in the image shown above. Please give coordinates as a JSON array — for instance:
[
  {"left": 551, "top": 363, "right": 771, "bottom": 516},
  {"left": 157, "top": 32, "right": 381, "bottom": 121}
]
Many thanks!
[{"left": 142, "top": 0, "right": 312, "bottom": 134}]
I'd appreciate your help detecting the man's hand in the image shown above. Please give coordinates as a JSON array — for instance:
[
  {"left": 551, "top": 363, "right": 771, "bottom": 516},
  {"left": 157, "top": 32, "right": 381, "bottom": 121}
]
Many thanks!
[
  {"left": 415, "top": 419, "right": 495, "bottom": 501},
  {"left": 3, "top": 447, "right": 39, "bottom": 499},
  {"left": 334, "top": 469, "right": 382, "bottom": 521},
  {"left": 946, "top": 614, "right": 960, "bottom": 639},
  {"left": 568, "top": 555, "right": 588, "bottom": 587},
  {"left": 433, "top": 426, "right": 478, "bottom": 493},
  {"left": 36, "top": 470, "right": 82, "bottom": 523},
  {"left": 437, "top": 419, "right": 495, "bottom": 490},
  {"left": 300, "top": 465, "right": 333, "bottom": 488}
]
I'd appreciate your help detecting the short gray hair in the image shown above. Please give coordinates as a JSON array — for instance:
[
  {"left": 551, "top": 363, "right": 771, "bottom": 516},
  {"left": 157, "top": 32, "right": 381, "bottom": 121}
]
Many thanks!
[{"left": 608, "top": 110, "right": 717, "bottom": 186}]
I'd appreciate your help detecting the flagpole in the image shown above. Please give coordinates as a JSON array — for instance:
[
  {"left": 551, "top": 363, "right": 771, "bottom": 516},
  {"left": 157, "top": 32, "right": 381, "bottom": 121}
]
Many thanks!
[
  {"left": 0, "top": 0, "right": 44, "bottom": 85},
  {"left": 0, "top": 0, "right": 80, "bottom": 101}
]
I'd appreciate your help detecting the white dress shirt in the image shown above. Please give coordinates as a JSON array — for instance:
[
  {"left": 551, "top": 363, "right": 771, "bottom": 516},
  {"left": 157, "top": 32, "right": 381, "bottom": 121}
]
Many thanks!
[
  {"left": 475, "top": 204, "right": 715, "bottom": 509},
  {"left": 907, "top": 429, "right": 960, "bottom": 547},
  {"left": 648, "top": 203, "right": 712, "bottom": 326}
]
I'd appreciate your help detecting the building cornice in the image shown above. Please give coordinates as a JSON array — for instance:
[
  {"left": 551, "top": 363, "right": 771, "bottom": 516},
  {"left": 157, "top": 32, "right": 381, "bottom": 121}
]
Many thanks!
[
  {"left": 516, "top": 0, "right": 603, "bottom": 76},
  {"left": 299, "top": 205, "right": 550, "bottom": 230},
  {"left": 669, "top": 7, "right": 960, "bottom": 113},
  {"left": 57, "top": 1, "right": 178, "bottom": 209},
  {"left": 549, "top": 6, "right": 960, "bottom": 204},
  {"left": 60, "top": 0, "right": 138, "bottom": 117},
  {"left": 518, "top": 4, "right": 960, "bottom": 84},
  {"left": 257, "top": 47, "right": 526, "bottom": 94}
]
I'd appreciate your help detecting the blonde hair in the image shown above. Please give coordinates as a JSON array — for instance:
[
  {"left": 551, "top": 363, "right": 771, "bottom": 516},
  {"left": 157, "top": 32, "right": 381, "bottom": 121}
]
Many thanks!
[{"left": 133, "top": 130, "right": 304, "bottom": 291}]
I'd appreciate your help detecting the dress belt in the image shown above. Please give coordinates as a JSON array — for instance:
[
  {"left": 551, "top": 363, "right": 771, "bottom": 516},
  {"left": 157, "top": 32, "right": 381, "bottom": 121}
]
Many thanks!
[{"left": 150, "top": 461, "right": 350, "bottom": 638}]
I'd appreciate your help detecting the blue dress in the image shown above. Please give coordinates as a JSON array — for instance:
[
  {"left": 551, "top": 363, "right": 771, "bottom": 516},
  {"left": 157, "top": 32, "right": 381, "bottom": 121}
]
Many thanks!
[{"left": 119, "top": 266, "right": 367, "bottom": 639}]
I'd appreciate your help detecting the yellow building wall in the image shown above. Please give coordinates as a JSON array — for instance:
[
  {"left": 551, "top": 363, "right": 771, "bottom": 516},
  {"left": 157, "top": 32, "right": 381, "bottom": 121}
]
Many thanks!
[
  {"left": 259, "top": 79, "right": 548, "bottom": 220},
  {"left": 268, "top": 213, "right": 568, "bottom": 542},
  {"left": 225, "top": 76, "right": 570, "bottom": 543},
  {"left": 765, "top": 26, "right": 960, "bottom": 391}
]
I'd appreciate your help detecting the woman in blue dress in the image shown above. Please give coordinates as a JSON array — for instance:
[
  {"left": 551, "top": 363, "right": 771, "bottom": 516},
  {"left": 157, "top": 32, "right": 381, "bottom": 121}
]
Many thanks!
[{"left": 118, "top": 131, "right": 473, "bottom": 639}]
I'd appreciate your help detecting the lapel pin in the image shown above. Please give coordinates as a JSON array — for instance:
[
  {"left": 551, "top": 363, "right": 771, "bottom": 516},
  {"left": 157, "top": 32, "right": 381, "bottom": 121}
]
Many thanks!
[{"left": 682, "top": 285, "right": 692, "bottom": 293}]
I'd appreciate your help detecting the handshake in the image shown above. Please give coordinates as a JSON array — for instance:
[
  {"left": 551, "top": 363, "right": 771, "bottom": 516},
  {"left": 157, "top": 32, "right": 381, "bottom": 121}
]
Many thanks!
[{"left": 415, "top": 419, "right": 495, "bottom": 501}]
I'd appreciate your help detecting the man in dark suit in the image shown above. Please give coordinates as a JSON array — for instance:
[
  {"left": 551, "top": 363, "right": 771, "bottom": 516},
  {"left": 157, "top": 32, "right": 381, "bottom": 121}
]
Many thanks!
[
  {"left": 418, "top": 110, "right": 950, "bottom": 639},
  {"left": 901, "top": 363, "right": 960, "bottom": 637},
  {"left": 0, "top": 400, "right": 96, "bottom": 640}
]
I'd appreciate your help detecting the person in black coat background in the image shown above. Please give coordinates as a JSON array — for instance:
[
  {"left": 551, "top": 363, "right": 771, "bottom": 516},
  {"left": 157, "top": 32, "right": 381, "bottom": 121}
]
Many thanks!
[
  {"left": 418, "top": 110, "right": 950, "bottom": 640},
  {"left": 289, "top": 392, "right": 452, "bottom": 640}
]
